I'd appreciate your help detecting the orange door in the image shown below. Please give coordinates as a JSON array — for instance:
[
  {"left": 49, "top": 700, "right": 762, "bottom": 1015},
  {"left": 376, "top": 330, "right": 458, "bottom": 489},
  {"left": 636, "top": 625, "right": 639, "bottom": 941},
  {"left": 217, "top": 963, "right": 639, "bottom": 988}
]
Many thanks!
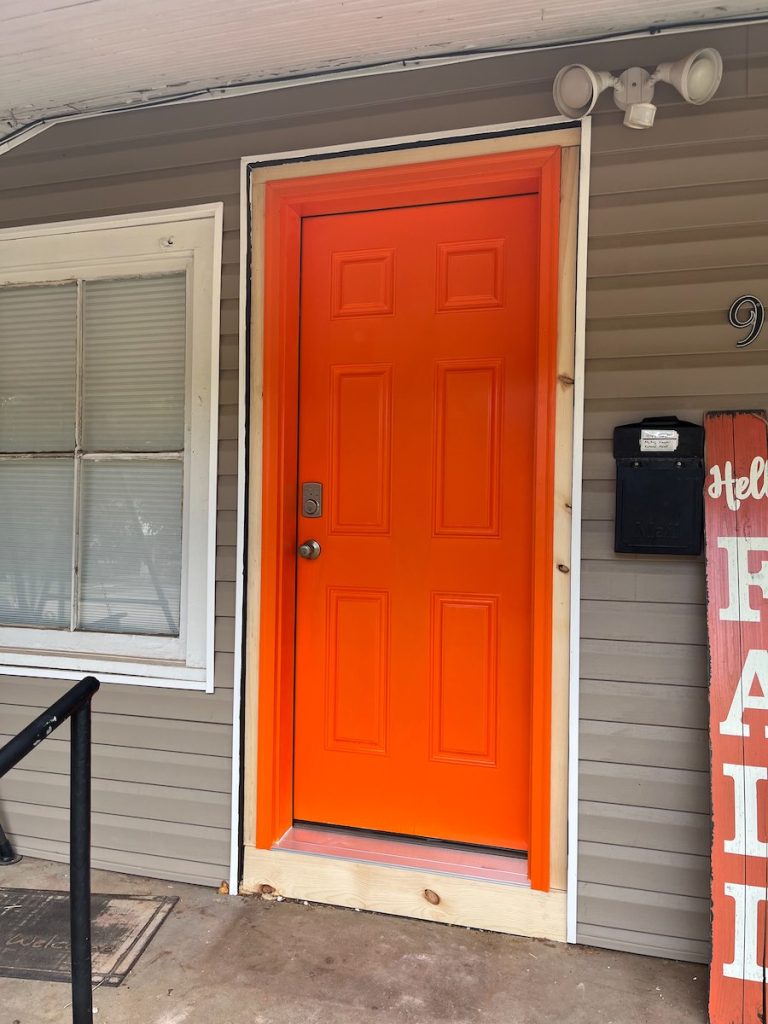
[{"left": 293, "top": 193, "right": 540, "bottom": 851}]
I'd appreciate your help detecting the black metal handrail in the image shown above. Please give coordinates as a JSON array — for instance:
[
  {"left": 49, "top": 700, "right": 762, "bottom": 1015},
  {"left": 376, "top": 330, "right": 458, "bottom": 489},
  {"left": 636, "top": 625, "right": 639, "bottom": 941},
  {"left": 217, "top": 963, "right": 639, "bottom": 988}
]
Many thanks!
[{"left": 0, "top": 676, "right": 100, "bottom": 1024}]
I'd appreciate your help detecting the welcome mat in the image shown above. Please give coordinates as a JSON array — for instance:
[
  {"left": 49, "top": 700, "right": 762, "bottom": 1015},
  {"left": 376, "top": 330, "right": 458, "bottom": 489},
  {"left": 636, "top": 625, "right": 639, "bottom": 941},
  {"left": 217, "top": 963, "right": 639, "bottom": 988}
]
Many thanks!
[{"left": 0, "top": 889, "right": 177, "bottom": 986}]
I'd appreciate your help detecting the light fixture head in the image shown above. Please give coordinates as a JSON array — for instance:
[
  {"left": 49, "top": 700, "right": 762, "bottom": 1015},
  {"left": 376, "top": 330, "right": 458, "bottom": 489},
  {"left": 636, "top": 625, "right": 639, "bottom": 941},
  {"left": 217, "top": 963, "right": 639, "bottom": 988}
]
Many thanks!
[
  {"left": 654, "top": 47, "right": 723, "bottom": 105},
  {"left": 552, "top": 63, "right": 615, "bottom": 119}
]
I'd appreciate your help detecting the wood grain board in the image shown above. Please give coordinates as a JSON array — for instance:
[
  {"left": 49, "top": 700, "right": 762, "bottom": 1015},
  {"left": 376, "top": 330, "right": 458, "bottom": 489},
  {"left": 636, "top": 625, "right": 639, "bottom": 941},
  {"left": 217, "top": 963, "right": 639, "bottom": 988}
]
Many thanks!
[{"left": 705, "top": 410, "right": 768, "bottom": 1023}]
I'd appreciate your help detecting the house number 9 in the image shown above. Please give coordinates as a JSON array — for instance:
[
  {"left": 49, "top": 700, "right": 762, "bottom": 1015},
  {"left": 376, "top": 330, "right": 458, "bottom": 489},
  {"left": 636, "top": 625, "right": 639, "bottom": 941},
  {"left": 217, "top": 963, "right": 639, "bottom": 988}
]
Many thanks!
[{"left": 728, "top": 295, "right": 765, "bottom": 348}]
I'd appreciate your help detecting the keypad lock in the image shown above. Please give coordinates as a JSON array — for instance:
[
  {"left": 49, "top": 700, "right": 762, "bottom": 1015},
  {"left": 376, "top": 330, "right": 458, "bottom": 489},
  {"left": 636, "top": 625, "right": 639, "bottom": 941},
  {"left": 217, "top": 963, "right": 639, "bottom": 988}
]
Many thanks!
[{"left": 302, "top": 482, "right": 323, "bottom": 518}]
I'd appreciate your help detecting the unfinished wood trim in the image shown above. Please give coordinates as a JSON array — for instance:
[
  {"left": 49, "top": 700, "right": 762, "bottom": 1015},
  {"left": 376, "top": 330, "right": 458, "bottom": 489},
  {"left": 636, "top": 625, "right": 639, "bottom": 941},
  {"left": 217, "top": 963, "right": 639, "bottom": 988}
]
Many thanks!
[
  {"left": 549, "top": 145, "right": 579, "bottom": 891},
  {"left": 248, "top": 128, "right": 580, "bottom": 189},
  {"left": 242, "top": 846, "right": 567, "bottom": 941},
  {"left": 527, "top": 146, "right": 561, "bottom": 891},
  {"left": 242, "top": 173, "right": 268, "bottom": 848}
]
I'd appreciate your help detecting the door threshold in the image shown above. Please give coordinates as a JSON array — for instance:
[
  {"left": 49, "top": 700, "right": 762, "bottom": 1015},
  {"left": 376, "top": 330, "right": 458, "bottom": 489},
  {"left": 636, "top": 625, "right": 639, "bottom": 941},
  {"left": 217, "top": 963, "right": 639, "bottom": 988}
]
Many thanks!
[{"left": 275, "top": 825, "right": 530, "bottom": 886}]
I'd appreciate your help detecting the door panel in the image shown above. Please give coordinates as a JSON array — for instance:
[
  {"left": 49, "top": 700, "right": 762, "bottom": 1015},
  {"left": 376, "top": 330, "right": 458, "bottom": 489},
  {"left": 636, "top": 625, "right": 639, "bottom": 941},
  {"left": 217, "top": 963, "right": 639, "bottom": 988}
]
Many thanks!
[{"left": 293, "top": 193, "right": 540, "bottom": 851}]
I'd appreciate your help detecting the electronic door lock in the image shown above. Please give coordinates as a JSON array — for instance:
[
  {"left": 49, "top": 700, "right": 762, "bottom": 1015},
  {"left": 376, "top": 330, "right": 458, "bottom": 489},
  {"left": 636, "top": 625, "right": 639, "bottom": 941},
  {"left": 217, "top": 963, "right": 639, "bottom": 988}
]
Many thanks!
[{"left": 302, "top": 482, "right": 323, "bottom": 518}]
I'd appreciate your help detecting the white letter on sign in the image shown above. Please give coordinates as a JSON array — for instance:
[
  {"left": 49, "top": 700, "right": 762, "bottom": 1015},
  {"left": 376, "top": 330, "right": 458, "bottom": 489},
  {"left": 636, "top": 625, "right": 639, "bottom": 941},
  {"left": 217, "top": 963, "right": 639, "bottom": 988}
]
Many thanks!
[
  {"left": 724, "top": 883, "right": 768, "bottom": 982},
  {"left": 718, "top": 537, "right": 768, "bottom": 622},
  {"left": 723, "top": 764, "right": 768, "bottom": 855},
  {"left": 721, "top": 650, "right": 768, "bottom": 738}
]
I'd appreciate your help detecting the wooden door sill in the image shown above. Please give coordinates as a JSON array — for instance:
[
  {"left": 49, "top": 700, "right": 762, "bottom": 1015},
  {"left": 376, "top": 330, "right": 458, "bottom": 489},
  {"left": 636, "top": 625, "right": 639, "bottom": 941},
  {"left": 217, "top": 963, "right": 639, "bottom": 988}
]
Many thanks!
[{"left": 241, "top": 841, "right": 565, "bottom": 939}]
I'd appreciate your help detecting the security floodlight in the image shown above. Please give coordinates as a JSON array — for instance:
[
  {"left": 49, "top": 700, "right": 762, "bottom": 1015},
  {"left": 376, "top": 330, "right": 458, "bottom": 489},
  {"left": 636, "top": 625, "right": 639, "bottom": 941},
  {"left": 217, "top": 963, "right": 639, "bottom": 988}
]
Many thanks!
[{"left": 553, "top": 48, "right": 723, "bottom": 129}]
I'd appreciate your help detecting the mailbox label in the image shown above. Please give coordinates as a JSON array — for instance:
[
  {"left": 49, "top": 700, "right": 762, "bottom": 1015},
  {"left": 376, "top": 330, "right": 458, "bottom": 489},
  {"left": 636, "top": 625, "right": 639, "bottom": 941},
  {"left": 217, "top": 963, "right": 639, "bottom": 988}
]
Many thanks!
[{"left": 639, "top": 427, "right": 679, "bottom": 451}]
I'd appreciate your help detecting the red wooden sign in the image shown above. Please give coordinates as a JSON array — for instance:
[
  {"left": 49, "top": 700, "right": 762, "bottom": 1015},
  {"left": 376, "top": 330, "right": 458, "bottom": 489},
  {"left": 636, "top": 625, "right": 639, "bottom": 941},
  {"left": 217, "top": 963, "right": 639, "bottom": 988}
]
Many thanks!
[{"left": 705, "top": 410, "right": 768, "bottom": 1023}]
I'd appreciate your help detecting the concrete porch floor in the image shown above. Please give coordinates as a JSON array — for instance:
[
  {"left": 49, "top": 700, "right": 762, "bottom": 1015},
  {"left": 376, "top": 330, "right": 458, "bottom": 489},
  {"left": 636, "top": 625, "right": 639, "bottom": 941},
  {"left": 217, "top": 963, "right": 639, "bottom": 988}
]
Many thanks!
[{"left": 0, "top": 857, "right": 707, "bottom": 1024}]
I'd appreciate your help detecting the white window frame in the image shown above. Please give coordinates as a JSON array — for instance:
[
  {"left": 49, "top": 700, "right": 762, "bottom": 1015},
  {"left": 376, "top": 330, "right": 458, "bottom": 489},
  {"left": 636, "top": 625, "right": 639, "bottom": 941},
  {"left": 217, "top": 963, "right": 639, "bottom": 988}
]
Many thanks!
[{"left": 0, "top": 204, "right": 222, "bottom": 691}]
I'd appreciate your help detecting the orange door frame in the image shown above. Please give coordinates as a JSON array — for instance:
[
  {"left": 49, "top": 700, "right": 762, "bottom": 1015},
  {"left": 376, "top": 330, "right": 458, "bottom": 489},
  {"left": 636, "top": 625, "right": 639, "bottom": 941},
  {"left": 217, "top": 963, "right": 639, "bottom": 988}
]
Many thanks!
[{"left": 254, "top": 146, "right": 561, "bottom": 891}]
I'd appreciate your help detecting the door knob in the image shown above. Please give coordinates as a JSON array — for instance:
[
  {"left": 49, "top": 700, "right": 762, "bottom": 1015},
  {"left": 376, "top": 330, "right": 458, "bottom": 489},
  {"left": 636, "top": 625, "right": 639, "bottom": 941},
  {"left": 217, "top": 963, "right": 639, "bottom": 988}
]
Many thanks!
[{"left": 298, "top": 539, "right": 321, "bottom": 560}]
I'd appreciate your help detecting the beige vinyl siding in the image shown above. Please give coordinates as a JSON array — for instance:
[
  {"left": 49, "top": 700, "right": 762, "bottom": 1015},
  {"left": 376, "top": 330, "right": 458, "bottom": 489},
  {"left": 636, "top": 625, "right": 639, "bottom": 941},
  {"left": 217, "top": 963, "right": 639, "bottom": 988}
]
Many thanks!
[
  {"left": 0, "top": 157, "right": 240, "bottom": 886},
  {"left": 577, "top": 24, "right": 768, "bottom": 960},
  {"left": 0, "top": 20, "right": 763, "bottom": 946}
]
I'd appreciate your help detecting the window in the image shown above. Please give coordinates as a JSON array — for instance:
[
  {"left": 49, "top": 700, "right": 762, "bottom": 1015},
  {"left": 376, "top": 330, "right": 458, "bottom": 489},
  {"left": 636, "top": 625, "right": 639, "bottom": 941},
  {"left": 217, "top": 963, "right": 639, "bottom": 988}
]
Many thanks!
[{"left": 0, "top": 206, "right": 222, "bottom": 689}]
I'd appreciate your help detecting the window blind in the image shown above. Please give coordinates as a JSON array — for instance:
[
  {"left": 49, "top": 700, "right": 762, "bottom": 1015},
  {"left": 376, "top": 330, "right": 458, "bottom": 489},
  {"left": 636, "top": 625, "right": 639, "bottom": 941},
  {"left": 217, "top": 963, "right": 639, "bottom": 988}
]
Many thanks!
[
  {"left": 82, "top": 274, "right": 186, "bottom": 451},
  {"left": 0, "top": 283, "right": 77, "bottom": 451},
  {"left": 79, "top": 460, "right": 183, "bottom": 636},
  {"left": 0, "top": 273, "right": 187, "bottom": 638},
  {"left": 0, "top": 460, "right": 74, "bottom": 627}
]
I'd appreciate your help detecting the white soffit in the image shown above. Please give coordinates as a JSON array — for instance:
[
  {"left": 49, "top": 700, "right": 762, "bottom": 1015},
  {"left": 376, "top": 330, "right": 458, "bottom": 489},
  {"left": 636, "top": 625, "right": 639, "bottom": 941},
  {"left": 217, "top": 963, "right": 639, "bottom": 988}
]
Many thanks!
[{"left": 0, "top": 0, "right": 763, "bottom": 136}]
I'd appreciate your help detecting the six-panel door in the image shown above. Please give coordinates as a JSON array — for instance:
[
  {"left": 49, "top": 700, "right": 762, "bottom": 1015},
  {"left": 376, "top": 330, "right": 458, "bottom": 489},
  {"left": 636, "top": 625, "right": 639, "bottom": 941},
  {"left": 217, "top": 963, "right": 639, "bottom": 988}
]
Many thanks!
[{"left": 293, "top": 193, "right": 540, "bottom": 850}]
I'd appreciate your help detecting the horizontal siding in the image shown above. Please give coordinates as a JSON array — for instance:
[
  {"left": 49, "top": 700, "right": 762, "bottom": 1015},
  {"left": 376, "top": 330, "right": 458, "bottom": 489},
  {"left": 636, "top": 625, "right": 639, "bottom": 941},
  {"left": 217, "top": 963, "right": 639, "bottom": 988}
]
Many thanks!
[
  {"left": 8, "top": 768, "right": 230, "bottom": 828},
  {"left": 577, "top": 924, "right": 710, "bottom": 964},
  {"left": 581, "top": 722, "right": 709, "bottom": 772},
  {"left": 579, "top": 843, "right": 709, "bottom": 899},
  {"left": 581, "top": 557, "right": 706, "bottom": 604},
  {"left": 580, "top": 763, "right": 709, "bottom": 815},
  {"left": 580, "top": 680, "right": 708, "bottom": 729},
  {"left": 579, "top": 882, "right": 710, "bottom": 940},
  {"left": 582, "top": 599, "right": 708, "bottom": 646},
  {"left": 576, "top": 22, "right": 768, "bottom": 961},
  {"left": 5, "top": 803, "right": 228, "bottom": 886},
  {"left": 0, "top": 19, "right": 761, "bottom": 953},
  {"left": 1, "top": 706, "right": 231, "bottom": 757},
  {"left": 0, "top": 736, "right": 231, "bottom": 792},
  {"left": 581, "top": 638, "right": 708, "bottom": 687},
  {"left": 5, "top": 802, "right": 227, "bottom": 865},
  {"left": 580, "top": 801, "right": 711, "bottom": 856},
  {"left": 0, "top": 152, "right": 240, "bottom": 885}
]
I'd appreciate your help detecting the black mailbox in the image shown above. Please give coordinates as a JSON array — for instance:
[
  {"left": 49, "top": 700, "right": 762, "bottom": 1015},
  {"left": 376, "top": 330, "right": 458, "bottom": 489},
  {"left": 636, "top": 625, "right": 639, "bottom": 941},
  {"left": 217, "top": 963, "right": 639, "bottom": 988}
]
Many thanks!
[{"left": 613, "top": 416, "right": 704, "bottom": 555}]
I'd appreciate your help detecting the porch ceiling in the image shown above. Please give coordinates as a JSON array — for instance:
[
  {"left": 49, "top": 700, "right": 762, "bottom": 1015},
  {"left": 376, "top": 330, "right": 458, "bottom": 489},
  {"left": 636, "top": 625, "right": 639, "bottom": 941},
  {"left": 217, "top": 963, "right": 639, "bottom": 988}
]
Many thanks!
[{"left": 0, "top": 0, "right": 763, "bottom": 137}]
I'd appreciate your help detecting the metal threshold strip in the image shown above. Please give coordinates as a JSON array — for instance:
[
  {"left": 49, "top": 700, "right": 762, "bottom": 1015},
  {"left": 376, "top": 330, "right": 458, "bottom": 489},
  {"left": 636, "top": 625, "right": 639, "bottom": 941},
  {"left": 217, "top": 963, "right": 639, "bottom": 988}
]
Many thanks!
[{"left": 276, "top": 824, "right": 530, "bottom": 886}]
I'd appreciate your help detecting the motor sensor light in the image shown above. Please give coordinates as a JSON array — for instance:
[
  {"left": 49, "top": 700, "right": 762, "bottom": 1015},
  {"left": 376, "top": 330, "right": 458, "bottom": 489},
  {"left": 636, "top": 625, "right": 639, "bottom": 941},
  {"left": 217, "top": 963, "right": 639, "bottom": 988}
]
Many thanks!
[{"left": 552, "top": 47, "right": 723, "bottom": 129}]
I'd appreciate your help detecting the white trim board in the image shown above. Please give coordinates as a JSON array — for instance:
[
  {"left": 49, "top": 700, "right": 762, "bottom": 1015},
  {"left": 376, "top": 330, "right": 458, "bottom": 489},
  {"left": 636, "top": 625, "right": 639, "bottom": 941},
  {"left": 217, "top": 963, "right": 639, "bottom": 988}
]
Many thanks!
[
  {"left": 566, "top": 116, "right": 592, "bottom": 944},
  {"left": 228, "top": 152, "right": 253, "bottom": 895},
  {"left": 230, "top": 117, "right": 591, "bottom": 902},
  {"left": 0, "top": 205, "right": 225, "bottom": 240}
]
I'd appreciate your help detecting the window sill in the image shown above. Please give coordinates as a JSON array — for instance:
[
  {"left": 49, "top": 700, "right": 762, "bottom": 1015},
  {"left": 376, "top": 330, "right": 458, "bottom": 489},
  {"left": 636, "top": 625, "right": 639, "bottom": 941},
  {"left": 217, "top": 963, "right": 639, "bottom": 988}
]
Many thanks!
[{"left": 0, "top": 652, "right": 210, "bottom": 691}]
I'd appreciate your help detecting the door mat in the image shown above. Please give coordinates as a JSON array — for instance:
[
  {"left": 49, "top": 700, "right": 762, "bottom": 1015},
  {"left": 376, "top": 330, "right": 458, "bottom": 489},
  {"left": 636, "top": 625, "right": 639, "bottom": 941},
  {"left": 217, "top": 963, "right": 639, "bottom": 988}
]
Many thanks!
[{"left": 0, "top": 888, "right": 178, "bottom": 986}]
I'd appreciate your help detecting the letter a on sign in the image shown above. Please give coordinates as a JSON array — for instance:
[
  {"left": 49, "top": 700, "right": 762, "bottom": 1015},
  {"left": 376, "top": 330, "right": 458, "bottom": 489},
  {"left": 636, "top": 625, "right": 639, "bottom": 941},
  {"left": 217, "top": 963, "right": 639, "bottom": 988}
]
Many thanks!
[{"left": 705, "top": 410, "right": 768, "bottom": 1024}]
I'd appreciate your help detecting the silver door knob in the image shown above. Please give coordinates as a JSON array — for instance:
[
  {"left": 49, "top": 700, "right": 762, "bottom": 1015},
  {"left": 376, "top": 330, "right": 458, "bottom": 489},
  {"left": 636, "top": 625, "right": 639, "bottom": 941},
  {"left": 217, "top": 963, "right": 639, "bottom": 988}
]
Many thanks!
[{"left": 298, "top": 539, "right": 321, "bottom": 560}]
